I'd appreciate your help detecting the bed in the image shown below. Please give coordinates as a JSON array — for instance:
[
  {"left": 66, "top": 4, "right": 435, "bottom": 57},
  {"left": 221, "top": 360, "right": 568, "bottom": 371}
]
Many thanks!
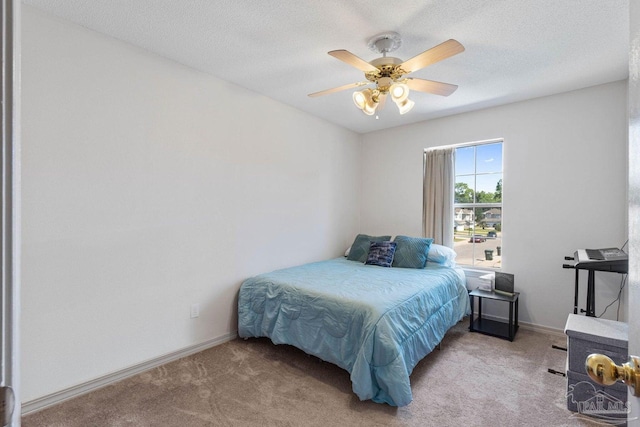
[{"left": 237, "top": 240, "right": 470, "bottom": 407}]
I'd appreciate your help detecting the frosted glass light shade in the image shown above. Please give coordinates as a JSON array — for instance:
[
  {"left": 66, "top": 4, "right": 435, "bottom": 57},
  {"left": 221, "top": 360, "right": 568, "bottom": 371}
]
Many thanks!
[
  {"left": 397, "top": 98, "right": 415, "bottom": 115},
  {"left": 362, "top": 104, "right": 376, "bottom": 115},
  {"left": 353, "top": 91, "right": 367, "bottom": 109},
  {"left": 353, "top": 89, "right": 377, "bottom": 115},
  {"left": 390, "top": 83, "right": 409, "bottom": 103}
]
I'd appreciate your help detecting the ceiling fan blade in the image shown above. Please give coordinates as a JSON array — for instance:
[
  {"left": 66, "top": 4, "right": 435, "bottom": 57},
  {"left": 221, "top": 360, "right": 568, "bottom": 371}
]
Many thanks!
[
  {"left": 328, "top": 50, "right": 378, "bottom": 73},
  {"left": 377, "top": 93, "right": 387, "bottom": 111},
  {"left": 308, "top": 81, "right": 369, "bottom": 97},
  {"left": 399, "top": 39, "right": 465, "bottom": 74},
  {"left": 406, "top": 78, "right": 458, "bottom": 96}
]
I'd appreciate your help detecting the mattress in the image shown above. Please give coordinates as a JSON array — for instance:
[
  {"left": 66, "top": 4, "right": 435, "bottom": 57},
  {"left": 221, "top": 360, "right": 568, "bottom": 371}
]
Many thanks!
[{"left": 237, "top": 257, "right": 470, "bottom": 406}]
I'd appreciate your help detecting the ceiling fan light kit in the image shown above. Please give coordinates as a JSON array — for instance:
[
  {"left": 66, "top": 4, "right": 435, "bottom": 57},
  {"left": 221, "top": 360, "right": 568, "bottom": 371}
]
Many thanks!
[
  {"left": 353, "top": 89, "right": 377, "bottom": 115},
  {"left": 310, "top": 32, "right": 464, "bottom": 117}
]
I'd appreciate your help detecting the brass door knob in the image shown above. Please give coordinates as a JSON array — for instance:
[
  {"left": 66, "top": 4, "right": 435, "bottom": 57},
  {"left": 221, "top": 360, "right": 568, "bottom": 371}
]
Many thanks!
[{"left": 585, "top": 353, "right": 640, "bottom": 397}]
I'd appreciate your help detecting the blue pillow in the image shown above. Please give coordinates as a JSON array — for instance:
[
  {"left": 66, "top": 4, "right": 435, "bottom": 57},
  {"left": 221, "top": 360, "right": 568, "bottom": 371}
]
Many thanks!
[
  {"left": 392, "top": 235, "right": 434, "bottom": 269},
  {"left": 347, "top": 234, "right": 392, "bottom": 263},
  {"left": 365, "top": 241, "right": 397, "bottom": 268}
]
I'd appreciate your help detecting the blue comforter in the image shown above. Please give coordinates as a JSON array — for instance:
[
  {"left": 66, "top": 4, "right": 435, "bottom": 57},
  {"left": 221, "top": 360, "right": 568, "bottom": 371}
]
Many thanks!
[{"left": 237, "top": 257, "right": 470, "bottom": 406}]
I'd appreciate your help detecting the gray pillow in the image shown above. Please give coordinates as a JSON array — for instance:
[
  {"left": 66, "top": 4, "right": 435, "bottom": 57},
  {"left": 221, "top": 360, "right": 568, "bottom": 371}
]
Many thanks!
[
  {"left": 347, "top": 234, "right": 392, "bottom": 263},
  {"left": 392, "top": 235, "right": 434, "bottom": 269}
]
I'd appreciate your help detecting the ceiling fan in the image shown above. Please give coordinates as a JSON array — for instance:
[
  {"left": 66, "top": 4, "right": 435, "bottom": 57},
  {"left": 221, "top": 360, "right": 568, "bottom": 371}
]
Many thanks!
[{"left": 308, "top": 32, "right": 464, "bottom": 116}]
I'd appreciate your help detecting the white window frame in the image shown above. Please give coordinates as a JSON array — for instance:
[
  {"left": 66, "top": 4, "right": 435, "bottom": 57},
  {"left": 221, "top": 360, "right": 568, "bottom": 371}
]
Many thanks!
[{"left": 452, "top": 138, "right": 503, "bottom": 270}]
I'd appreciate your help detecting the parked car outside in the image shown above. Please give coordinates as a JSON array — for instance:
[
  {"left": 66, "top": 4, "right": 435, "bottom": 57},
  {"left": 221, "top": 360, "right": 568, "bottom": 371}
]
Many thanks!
[{"left": 469, "top": 235, "right": 486, "bottom": 243}]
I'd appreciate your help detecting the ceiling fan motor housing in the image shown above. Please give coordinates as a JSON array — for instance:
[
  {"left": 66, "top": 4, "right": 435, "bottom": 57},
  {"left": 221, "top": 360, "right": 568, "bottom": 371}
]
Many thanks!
[{"left": 366, "top": 57, "right": 406, "bottom": 92}]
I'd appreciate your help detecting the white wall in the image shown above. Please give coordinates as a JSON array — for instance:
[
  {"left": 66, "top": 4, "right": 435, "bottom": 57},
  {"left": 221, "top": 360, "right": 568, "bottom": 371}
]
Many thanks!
[
  {"left": 21, "top": 6, "right": 361, "bottom": 402},
  {"left": 360, "top": 81, "right": 629, "bottom": 330}
]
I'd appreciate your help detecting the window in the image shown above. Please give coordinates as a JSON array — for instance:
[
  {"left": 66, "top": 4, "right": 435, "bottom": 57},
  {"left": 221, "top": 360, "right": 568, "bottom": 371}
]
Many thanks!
[{"left": 453, "top": 140, "right": 503, "bottom": 268}]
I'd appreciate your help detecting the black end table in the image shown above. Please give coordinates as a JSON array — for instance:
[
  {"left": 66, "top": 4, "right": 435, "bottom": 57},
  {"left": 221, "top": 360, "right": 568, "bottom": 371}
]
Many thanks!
[{"left": 469, "top": 288, "right": 519, "bottom": 341}]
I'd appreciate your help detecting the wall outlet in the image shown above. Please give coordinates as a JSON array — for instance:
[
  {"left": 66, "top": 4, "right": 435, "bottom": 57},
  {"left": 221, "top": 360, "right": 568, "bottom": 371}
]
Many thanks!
[{"left": 190, "top": 303, "right": 200, "bottom": 319}]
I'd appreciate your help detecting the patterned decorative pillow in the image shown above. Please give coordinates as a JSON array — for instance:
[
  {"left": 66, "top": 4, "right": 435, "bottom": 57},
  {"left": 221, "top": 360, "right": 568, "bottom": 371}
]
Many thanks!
[
  {"left": 346, "top": 234, "right": 392, "bottom": 263},
  {"left": 392, "top": 235, "right": 434, "bottom": 269},
  {"left": 365, "top": 241, "right": 397, "bottom": 268}
]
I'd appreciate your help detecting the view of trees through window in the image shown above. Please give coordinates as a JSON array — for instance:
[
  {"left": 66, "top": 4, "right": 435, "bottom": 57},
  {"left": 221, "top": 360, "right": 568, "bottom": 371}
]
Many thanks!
[{"left": 453, "top": 141, "right": 503, "bottom": 268}]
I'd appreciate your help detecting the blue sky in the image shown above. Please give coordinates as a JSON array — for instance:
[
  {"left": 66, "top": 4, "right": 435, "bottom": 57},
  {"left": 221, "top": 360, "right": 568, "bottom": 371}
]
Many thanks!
[{"left": 455, "top": 142, "right": 502, "bottom": 193}]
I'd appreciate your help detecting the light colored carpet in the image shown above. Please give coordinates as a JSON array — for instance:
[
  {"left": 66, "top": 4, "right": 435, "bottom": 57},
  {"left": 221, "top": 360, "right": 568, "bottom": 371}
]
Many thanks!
[{"left": 23, "top": 321, "right": 605, "bottom": 426}]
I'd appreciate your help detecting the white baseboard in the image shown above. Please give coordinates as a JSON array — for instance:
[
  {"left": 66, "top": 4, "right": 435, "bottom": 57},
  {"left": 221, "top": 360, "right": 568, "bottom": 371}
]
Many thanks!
[
  {"left": 474, "top": 312, "right": 566, "bottom": 338},
  {"left": 22, "top": 331, "right": 238, "bottom": 415},
  {"left": 518, "top": 320, "right": 566, "bottom": 338}
]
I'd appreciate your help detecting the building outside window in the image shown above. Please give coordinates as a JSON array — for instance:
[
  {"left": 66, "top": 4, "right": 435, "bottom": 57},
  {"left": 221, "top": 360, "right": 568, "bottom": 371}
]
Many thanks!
[{"left": 453, "top": 140, "right": 503, "bottom": 268}]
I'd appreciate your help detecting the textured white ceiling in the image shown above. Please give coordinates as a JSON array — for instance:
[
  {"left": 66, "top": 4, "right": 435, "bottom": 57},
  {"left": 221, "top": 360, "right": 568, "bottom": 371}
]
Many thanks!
[{"left": 23, "top": 0, "right": 629, "bottom": 134}]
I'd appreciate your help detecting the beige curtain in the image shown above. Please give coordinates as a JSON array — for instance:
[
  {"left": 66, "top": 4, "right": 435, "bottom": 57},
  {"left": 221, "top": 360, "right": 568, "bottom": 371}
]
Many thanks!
[{"left": 423, "top": 147, "right": 455, "bottom": 247}]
